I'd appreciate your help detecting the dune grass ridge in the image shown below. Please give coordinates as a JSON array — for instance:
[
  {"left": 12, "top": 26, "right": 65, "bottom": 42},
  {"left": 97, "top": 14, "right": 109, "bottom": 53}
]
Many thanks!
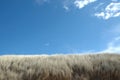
[{"left": 0, "top": 53, "right": 120, "bottom": 80}]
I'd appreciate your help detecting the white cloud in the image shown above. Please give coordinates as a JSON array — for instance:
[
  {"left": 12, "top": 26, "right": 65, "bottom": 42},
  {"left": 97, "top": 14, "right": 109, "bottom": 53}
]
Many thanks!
[
  {"left": 100, "top": 36, "right": 120, "bottom": 53},
  {"left": 95, "top": 2, "right": 120, "bottom": 19},
  {"left": 34, "top": 0, "right": 120, "bottom": 20},
  {"left": 97, "top": 24, "right": 120, "bottom": 53},
  {"left": 63, "top": 5, "right": 70, "bottom": 11},
  {"left": 74, "top": 0, "right": 97, "bottom": 9}
]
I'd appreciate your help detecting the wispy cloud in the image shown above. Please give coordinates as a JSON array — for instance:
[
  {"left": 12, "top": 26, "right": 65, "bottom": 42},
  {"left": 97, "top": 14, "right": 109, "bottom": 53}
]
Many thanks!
[
  {"left": 63, "top": 5, "right": 70, "bottom": 11},
  {"left": 97, "top": 24, "right": 120, "bottom": 53},
  {"left": 74, "top": 0, "right": 97, "bottom": 9},
  {"left": 100, "top": 36, "right": 120, "bottom": 53},
  {"left": 34, "top": 0, "right": 120, "bottom": 20},
  {"left": 95, "top": 2, "right": 120, "bottom": 19}
]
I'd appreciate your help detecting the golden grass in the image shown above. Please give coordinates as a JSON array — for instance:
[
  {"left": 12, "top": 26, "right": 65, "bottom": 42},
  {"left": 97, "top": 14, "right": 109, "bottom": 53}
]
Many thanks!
[{"left": 0, "top": 53, "right": 120, "bottom": 80}]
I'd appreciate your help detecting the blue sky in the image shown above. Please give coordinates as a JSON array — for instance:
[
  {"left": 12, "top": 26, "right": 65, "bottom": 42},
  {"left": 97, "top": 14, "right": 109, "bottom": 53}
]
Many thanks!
[{"left": 0, "top": 0, "right": 120, "bottom": 55}]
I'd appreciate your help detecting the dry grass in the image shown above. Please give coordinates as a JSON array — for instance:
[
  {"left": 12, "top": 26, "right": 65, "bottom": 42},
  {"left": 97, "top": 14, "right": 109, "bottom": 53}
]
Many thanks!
[{"left": 0, "top": 53, "right": 120, "bottom": 80}]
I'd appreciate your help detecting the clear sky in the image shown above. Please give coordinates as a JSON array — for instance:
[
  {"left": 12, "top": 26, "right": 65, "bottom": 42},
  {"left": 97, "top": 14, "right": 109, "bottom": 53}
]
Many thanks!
[{"left": 0, "top": 0, "right": 120, "bottom": 55}]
